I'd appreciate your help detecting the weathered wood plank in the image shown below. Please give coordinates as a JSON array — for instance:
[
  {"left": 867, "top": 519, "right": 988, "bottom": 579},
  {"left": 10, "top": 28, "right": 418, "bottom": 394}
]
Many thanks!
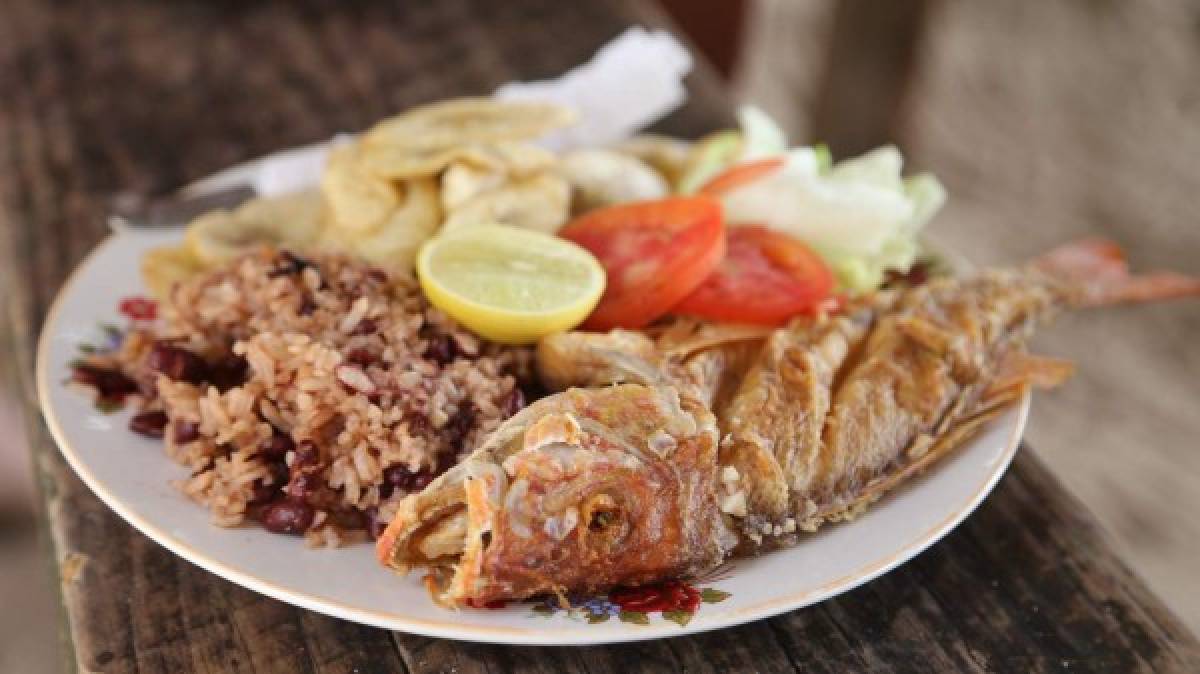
[{"left": 1, "top": 0, "right": 1198, "bottom": 672}]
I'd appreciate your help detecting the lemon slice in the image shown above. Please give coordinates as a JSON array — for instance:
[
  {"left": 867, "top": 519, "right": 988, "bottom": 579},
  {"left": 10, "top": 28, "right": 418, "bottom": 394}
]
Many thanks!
[{"left": 416, "top": 224, "right": 605, "bottom": 345}]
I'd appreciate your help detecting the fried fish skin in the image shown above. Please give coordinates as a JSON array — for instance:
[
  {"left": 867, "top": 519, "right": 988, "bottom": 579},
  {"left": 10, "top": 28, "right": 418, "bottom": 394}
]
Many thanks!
[
  {"left": 375, "top": 384, "right": 733, "bottom": 606},
  {"left": 715, "top": 295, "right": 893, "bottom": 540}
]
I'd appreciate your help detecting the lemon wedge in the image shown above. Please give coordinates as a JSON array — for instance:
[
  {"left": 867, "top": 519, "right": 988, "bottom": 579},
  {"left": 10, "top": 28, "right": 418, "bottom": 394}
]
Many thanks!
[{"left": 416, "top": 223, "right": 605, "bottom": 344}]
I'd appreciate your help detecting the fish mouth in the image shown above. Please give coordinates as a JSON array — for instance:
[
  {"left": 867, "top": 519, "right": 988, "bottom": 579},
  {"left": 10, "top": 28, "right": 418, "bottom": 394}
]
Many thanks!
[{"left": 375, "top": 454, "right": 511, "bottom": 606}]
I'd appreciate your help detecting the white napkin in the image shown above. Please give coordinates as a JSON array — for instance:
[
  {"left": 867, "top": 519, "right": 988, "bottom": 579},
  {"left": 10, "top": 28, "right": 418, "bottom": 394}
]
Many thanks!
[
  {"left": 494, "top": 26, "right": 692, "bottom": 151},
  {"left": 186, "top": 27, "right": 692, "bottom": 198}
]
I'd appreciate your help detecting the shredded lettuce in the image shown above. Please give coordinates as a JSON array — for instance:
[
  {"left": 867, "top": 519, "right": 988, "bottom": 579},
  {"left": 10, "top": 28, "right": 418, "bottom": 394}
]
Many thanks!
[
  {"left": 674, "top": 106, "right": 946, "bottom": 292},
  {"left": 720, "top": 143, "right": 947, "bottom": 293},
  {"left": 736, "top": 105, "right": 788, "bottom": 161}
]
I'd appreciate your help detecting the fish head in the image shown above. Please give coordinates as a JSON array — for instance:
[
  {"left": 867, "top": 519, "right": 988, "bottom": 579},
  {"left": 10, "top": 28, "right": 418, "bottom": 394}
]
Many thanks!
[{"left": 376, "top": 385, "right": 731, "bottom": 606}]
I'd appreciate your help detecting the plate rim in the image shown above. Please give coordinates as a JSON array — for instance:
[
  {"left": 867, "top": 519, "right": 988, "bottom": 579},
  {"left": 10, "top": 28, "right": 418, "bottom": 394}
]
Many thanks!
[{"left": 35, "top": 232, "right": 1030, "bottom": 645}]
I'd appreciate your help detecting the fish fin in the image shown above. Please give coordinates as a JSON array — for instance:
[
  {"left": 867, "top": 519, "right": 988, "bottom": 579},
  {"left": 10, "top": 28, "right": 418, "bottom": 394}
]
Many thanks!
[
  {"left": 811, "top": 385, "right": 1025, "bottom": 525},
  {"left": 986, "top": 352, "right": 1075, "bottom": 398},
  {"left": 662, "top": 324, "right": 774, "bottom": 359}
]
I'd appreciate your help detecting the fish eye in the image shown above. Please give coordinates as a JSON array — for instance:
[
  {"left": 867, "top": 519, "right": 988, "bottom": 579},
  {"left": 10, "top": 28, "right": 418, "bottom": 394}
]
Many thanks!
[{"left": 589, "top": 509, "right": 617, "bottom": 531}]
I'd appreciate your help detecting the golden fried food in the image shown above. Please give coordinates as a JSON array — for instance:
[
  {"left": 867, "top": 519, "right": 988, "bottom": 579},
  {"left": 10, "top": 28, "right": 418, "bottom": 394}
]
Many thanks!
[
  {"left": 363, "top": 98, "right": 576, "bottom": 152},
  {"left": 319, "top": 177, "right": 441, "bottom": 270},
  {"left": 140, "top": 245, "right": 208, "bottom": 299},
  {"left": 441, "top": 173, "right": 570, "bottom": 233},
  {"left": 558, "top": 148, "right": 669, "bottom": 214}
]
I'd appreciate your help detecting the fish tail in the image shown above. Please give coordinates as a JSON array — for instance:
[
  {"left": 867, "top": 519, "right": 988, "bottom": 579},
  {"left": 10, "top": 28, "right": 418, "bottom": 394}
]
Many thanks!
[{"left": 1033, "top": 238, "right": 1200, "bottom": 307}]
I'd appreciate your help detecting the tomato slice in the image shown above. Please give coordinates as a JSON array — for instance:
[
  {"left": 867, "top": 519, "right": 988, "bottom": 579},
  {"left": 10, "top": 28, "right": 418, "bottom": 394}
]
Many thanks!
[
  {"left": 559, "top": 197, "right": 726, "bottom": 330},
  {"left": 697, "top": 158, "right": 784, "bottom": 196},
  {"left": 674, "top": 226, "right": 834, "bottom": 325}
]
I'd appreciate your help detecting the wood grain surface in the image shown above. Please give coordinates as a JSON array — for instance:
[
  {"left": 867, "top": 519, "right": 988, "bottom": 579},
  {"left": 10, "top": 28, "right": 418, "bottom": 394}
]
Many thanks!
[{"left": 1, "top": 0, "right": 1197, "bottom": 671}]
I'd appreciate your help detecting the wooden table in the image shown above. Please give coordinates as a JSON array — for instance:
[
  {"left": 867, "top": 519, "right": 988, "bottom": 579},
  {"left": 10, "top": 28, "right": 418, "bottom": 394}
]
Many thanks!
[{"left": 2, "top": 1, "right": 1197, "bottom": 671}]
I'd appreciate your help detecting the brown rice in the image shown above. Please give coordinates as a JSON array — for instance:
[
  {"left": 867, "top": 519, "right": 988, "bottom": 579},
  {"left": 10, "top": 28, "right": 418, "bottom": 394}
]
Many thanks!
[{"left": 84, "top": 248, "right": 529, "bottom": 546}]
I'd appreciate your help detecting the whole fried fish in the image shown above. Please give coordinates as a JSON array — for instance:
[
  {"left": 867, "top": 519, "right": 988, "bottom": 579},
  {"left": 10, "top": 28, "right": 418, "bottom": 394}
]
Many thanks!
[
  {"left": 375, "top": 384, "right": 732, "bottom": 606},
  {"left": 380, "top": 239, "right": 1199, "bottom": 603}
]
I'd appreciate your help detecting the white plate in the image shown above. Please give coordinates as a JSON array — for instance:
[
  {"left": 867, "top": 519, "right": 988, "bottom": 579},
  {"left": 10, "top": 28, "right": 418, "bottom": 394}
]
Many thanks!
[{"left": 37, "top": 229, "right": 1029, "bottom": 645}]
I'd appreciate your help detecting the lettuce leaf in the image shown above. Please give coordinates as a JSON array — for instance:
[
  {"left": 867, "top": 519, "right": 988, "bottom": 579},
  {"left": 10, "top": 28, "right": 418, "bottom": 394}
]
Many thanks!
[
  {"left": 720, "top": 144, "right": 946, "bottom": 292},
  {"left": 672, "top": 106, "right": 946, "bottom": 292}
]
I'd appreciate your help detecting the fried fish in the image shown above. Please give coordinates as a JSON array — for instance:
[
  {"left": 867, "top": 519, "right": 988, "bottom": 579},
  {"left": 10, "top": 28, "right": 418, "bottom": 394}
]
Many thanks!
[{"left": 380, "top": 239, "right": 1199, "bottom": 602}]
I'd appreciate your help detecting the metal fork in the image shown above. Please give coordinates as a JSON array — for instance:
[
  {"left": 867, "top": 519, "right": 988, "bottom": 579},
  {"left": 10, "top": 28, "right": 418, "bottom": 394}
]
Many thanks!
[{"left": 107, "top": 185, "right": 257, "bottom": 232}]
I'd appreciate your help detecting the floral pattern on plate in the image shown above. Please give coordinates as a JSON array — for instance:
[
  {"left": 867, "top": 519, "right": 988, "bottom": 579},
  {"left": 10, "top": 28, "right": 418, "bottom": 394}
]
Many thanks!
[{"left": 528, "top": 563, "right": 734, "bottom": 627}]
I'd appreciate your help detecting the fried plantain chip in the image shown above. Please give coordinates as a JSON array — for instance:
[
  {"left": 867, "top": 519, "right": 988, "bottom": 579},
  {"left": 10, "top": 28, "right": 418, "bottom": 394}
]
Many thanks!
[
  {"left": 441, "top": 161, "right": 507, "bottom": 212},
  {"left": 559, "top": 148, "right": 669, "bottom": 214},
  {"left": 321, "top": 144, "right": 400, "bottom": 232},
  {"left": 612, "top": 134, "right": 693, "bottom": 189},
  {"left": 362, "top": 98, "right": 576, "bottom": 152},
  {"left": 141, "top": 245, "right": 208, "bottom": 299},
  {"left": 320, "top": 178, "right": 442, "bottom": 272},
  {"left": 442, "top": 173, "right": 570, "bottom": 234}
]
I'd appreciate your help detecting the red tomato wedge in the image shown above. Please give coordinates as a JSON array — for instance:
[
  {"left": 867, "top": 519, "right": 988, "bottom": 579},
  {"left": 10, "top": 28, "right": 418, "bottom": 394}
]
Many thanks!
[
  {"left": 559, "top": 197, "right": 726, "bottom": 330},
  {"left": 675, "top": 226, "right": 834, "bottom": 325},
  {"left": 697, "top": 158, "right": 785, "bottom": 196}
]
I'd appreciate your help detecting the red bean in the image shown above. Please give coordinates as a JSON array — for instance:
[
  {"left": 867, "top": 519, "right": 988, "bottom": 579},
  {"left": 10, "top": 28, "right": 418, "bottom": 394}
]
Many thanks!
[
  {"left": 129, "top": 410, "right": 168, "bottom": 437},
  {"left": 72, "top": 364, "right": 138, "bottom": 399},
  {"left": 172, "top": 420, "right": 200, "bottom": 444},
  {"left": 261, "top": 501, "right": 315, "bottom": 534},
  {"left": 365, "top": 507, "right": 387, "bottom": 540},
  {"left": 350, "top": 318, "right": 377, "bottom": 336},
  {"left": 208, "top": 354, "right": 248, "bottom": 392},
  {"left": 383, "top": 464, "right": 436, "bottom": 492},
  {"left": 423, "top": 335, "right": 456, "bottom": 364},
  {"left": 292, "top": 441, "right": 320, "bottom": 470},
  {"left": 248, "top": 479, "right": 282, "bottom": 506},
  {"left": 260, "top": 431, "right": 294, "bottom": 460},
  {"left": 444, "top": 404, "right": 476, "bottom": 448},
  {"left": 147, "top": 342, "right": 208, "bottom": 383},
  {"left": 267, "top": 251, "right": 313, "bottom": 277},
  {"left": 502, "top": 387, "right": 525, "bottom": 418},
  {"left": 286, "top": 473, "right": 323, "bottom": 503},
  {"left": 384, "top": 464, "right": 415, "bottom": 487},
  {"left": 345, "top": 347, "right": 377, "bottom": 366}
]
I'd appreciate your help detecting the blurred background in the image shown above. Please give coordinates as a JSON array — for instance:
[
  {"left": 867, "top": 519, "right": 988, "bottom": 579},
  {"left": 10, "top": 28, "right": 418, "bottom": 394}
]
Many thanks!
[{"left": 3, "top": 0, "right": 1198, "bottom": 670}]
